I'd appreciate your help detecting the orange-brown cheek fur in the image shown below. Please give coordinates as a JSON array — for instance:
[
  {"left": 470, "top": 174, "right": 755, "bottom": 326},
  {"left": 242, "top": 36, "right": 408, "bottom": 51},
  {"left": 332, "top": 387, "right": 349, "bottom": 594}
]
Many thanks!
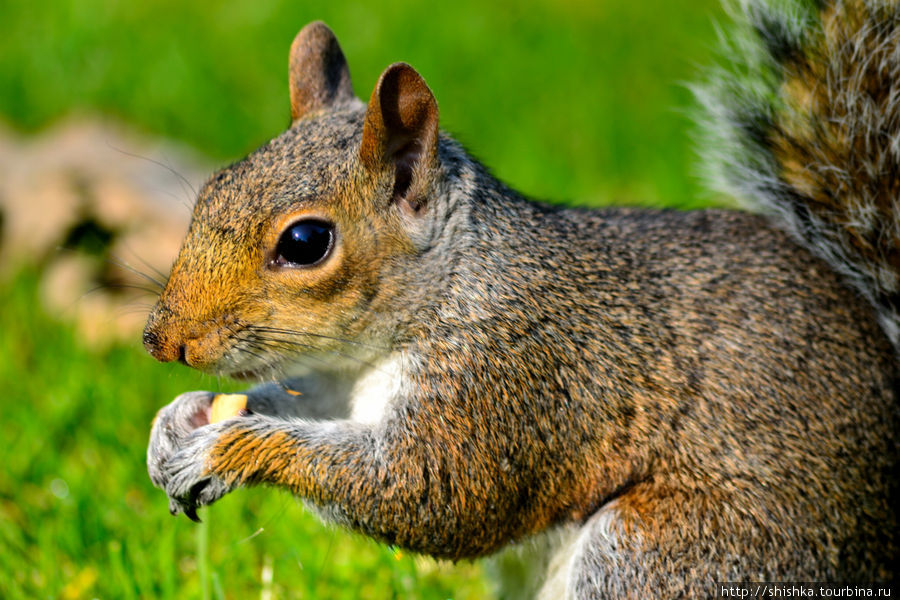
[
  {"left": 261, "top": 249, "right": 371, "bottom": 343},
  {"left": 162, "top": 175, "right": 419, "bottom": 367},
  {"left": 183, "top": 320, "right": 241, "bottom": 368},
  {"left": 259, "top": 208, "right": 415, "bottom": 346},
  {"left": 165, "top": 238, "right": 257, "bottom": 316},
  {"left": 153, "top": 232, "right": 264, "bottom": 362}
]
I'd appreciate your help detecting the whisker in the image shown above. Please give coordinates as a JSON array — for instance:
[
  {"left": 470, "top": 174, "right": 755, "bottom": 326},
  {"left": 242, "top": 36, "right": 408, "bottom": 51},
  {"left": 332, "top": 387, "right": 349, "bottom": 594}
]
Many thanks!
[
  {"left": 230, "top": 347, "right": 285, "bottom": 384},
  {"left": 108, "top": 259, "right": 167, "bottom": 291},
  {"left": 239, "top": 337, "right": 324, "bottom": 369},
  {"left": 233, "top": 345, "right": 269, "bottom": 365},
  {"left": 118, "top": 309, "right": 154, "bottom": 316},
  {"left": 159, "top": 151, "right": 198, "bottom": 201},
  {"left": 104, "top": 140, "right": 198, "bottom": 200},
  {"left": 271, "top": 345, "right": 339, "bottom": 373},
  {"left": 245, "top": 335, "right": 317, "bottom": 352},
  {"left": 239, "top": 334, "right": 348, "bottom": 375},
  {"left": 112, "top": 248, "right": 170, "bottom": 288},
  {"left": 249, "top": 333, "right": 382, "bottom": 372},
  {"left": 100, "top": 283, "right": 164, "bottom": 295},
  {"left": 224, "top": 325, "right": 293, "bottom": 381},
  {"left": 249, "top": 326, "right": 390, "bottom": 352},
  {"left": 120, "top": 301, "right": 156, "bottom": 308},
  {"left": 72, "top": 284, "right": 155, "bottom": 307},
  {"left": 55, "top": 245, "right": 168, "bottom": 292}
]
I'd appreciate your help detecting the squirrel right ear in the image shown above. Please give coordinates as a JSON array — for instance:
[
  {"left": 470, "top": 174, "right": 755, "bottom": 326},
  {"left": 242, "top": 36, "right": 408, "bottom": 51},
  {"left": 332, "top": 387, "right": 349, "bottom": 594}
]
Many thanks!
[
  {"left": 360, "top": 63, "right": 439, "bottom": 212},
  {"left": 289, "top": 22, "right": 355, "bottom": 121}
]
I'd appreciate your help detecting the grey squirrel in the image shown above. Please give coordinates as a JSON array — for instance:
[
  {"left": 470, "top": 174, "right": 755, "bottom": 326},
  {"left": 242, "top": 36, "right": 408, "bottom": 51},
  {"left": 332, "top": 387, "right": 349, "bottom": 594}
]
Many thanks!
[{"left": 143, "top": 1, "right": 899, "bottom": 597}]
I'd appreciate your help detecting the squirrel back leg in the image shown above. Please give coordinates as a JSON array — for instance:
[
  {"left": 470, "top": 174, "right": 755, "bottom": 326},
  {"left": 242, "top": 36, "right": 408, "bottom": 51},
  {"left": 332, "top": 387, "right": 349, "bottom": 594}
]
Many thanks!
[
  {"left": 548, "top": 482, "right": 886, "bottom": 600},
  {"left": 558, "top": 487, "right": 739, "bottom": 599}
]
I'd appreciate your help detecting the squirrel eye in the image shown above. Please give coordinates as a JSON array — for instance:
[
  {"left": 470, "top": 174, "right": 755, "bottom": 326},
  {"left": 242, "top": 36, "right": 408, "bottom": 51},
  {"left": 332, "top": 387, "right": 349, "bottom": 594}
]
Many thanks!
[{"left": 273, "top": 219, "right": 334, "bottom": 267}]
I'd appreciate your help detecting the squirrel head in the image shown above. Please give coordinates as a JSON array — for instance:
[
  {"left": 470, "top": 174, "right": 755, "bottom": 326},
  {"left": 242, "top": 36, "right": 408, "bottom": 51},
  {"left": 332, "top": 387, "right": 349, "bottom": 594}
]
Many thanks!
[{"left": 144, "top": 21, "right": 445, "bottom": 379}]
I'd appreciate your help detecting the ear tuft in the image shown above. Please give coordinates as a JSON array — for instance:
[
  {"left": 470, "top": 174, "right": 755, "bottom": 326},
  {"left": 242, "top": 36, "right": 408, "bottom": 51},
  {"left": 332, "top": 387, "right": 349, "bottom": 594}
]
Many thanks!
[{"left": 289, "top": 21, "right": 355, "bottom": 121}]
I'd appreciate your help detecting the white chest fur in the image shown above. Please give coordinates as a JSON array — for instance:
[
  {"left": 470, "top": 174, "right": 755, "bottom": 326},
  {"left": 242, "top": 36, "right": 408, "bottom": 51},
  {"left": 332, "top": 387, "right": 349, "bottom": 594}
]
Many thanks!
[{"left": 348, "top": 353, "right": 406, "bottom": 424}]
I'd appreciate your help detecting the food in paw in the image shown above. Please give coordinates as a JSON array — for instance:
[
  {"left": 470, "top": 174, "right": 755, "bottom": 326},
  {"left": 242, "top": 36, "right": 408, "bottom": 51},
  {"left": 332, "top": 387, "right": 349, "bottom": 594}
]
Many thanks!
[{"left": 208, "top": 394, "right": 248, "bottom": 424}]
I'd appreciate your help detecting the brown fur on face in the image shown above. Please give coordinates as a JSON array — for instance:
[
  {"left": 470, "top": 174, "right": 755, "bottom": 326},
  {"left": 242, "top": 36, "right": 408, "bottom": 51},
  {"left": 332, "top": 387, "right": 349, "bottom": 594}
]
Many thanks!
[
  {"left": 143, "top": 106, "right": 423, "bottom": 376},
  {"left": 145, "top": 24, "right": 442, "bottom": 378}
]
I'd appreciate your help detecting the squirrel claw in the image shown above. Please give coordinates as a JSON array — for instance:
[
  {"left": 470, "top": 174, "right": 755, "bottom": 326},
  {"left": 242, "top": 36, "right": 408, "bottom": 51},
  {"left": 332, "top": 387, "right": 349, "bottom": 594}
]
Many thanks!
[
  {"left": 159, "top": 419, "right": 240, "bottom": 516},
  {"left": 168, "top": 497, "right": 201, "bottom": 522},
  {"left": 184, "top": 505, "right": 201, "bottom": 523},
  {"left": 167, "top": 496, "right": 202, "bottom": 522}
]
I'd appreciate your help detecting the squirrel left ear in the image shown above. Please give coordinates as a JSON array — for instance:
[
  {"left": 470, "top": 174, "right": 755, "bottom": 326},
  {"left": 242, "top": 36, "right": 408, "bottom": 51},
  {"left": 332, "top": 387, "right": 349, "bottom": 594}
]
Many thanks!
[
  {"left": 360, "top": 63, "right": 439, "bottom": 211},
  {"left": 289, "top": 21, "right": 355, "bottom": 121}
]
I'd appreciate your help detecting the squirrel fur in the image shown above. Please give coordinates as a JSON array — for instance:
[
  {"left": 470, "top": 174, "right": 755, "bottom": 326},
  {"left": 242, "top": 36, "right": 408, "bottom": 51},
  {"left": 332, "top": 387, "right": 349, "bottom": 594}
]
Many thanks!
[{"left": 144, "top": 2, "right": 899, "bottom": 597}]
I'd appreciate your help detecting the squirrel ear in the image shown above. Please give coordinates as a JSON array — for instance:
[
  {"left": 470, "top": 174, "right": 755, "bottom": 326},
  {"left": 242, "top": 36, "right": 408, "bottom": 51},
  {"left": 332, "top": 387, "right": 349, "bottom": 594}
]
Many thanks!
[
  {"left": 360, "top": 63, "right": 439, "bottom": 210},
  {"left": 289, "top": 21, "right": 355, "bottom": 121}
]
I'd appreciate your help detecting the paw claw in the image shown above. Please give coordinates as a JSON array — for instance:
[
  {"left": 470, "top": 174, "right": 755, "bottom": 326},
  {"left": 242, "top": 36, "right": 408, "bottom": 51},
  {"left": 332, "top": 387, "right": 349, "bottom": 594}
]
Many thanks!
[
  {"left": 184, "top": 505, "right": 201, "bottom": 523},
  {"left": 188, "top": 478, "right": 210, "bottom": 504}
]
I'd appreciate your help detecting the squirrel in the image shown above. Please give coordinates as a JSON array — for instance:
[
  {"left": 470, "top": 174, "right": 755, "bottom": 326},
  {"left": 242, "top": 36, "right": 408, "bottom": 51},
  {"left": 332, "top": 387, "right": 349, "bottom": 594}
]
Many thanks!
[{"left": 144, "top": 1, "right": 898, "bottom": 597}]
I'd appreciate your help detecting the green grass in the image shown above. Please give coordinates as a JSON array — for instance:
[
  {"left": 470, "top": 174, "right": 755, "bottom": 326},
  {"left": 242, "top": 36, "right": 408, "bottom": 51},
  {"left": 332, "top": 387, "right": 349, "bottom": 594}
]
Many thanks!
[{"left": 0, "top": 0, "right": 727, "bottom": 597}]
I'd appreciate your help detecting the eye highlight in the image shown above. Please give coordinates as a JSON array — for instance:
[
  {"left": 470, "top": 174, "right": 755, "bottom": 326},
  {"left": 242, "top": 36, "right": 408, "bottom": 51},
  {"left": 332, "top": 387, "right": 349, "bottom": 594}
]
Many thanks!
[{"left": 272, "top": 219, "right": 334, "bottom": 267}]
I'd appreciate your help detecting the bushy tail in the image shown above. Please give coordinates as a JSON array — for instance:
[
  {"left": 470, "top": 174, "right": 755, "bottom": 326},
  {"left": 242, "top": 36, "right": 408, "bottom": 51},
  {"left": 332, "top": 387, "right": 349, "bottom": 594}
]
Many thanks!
[{"left": 699, "top": 0, "right": 900, "bottom": 348}]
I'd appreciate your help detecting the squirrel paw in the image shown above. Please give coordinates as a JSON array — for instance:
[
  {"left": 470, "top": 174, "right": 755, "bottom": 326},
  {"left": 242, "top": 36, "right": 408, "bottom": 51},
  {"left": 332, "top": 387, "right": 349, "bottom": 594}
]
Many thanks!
[
  {"left": 161, "top": 420, "right": 238, "bottom": 521},
  {"left": 147, "top": 391, "right": 216, "bottom": 490}
]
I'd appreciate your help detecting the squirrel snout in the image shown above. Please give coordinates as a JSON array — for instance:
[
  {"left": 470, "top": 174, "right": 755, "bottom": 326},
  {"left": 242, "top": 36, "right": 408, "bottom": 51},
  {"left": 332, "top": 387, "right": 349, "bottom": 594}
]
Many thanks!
[
  {"left": 143, "top": 306, "right": 233, "bottom": 370},
  {"left": 143, "top": 321, "right": 188, "bottom": 365},
  {"left": 144, "top": 305, "right": 192, "bottom": 365}
]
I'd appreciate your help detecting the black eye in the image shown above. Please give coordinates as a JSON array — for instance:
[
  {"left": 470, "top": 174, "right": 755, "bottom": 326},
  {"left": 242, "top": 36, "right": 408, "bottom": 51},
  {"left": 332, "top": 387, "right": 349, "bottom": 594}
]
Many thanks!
[{"left": 273, "top": 219, "right": 334, "bottom": 267}]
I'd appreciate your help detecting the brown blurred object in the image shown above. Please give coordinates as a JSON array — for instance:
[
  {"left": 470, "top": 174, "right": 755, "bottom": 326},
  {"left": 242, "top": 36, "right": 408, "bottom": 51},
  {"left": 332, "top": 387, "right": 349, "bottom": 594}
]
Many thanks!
[{"left": 0, "top": 118, "right": 211, "bottom": 348}]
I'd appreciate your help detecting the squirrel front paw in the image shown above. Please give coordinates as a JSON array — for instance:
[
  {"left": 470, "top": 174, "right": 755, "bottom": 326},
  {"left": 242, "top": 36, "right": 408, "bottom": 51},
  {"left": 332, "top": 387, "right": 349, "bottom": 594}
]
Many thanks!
[
  {"left": 161, "top": 421, "right": 238, "bottom": 521},
  {"left": 148, "top": 391, "right": 249, "bottom": 520},
  {"left": 147, "top": 391, "right": 216, "bottom": 490}
]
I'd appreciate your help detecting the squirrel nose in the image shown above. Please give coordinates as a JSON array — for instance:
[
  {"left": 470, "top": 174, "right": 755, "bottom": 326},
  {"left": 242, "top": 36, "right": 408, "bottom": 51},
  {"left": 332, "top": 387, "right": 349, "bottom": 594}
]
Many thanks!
[{"left": 143, "top": 320, "right": 188, "bottom": 364}]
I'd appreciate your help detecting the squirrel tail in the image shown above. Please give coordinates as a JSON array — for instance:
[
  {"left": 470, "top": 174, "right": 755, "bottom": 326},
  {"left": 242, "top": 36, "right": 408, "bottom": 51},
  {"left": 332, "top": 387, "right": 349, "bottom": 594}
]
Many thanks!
[{"left": 698, "top": 0, "right": 900, "bottom": 348}]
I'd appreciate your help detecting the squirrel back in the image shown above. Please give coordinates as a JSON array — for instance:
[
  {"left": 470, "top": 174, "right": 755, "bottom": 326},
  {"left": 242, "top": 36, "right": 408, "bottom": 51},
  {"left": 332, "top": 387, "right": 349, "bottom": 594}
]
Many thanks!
[{"left": 699, "top": 0, "right": 900, "bottom": 347}]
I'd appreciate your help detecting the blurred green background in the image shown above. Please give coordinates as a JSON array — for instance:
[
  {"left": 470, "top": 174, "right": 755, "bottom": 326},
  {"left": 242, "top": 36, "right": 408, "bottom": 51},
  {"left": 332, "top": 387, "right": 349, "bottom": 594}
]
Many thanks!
[{"left": 0, "top": 0, "right": 724, "bottom": 598}]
